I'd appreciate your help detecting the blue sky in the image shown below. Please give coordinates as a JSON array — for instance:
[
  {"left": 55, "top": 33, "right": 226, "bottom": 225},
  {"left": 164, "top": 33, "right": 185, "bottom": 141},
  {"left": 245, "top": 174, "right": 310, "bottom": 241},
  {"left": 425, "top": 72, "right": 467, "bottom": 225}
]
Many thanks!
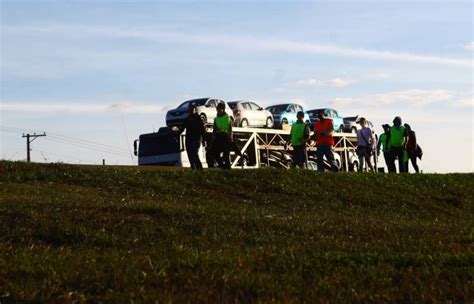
[{"left": 1, "top": 0, "right": 472, "bottom": 172}]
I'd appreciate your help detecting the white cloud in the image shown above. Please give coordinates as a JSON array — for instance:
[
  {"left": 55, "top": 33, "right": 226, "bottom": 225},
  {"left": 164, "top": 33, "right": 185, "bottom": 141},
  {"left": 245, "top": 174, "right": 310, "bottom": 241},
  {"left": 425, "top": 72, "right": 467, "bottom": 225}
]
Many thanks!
[
  {"left": 456, "top": 98, "right": 474, "bottom": 107},
  {"left": 366, "top": 72, "right": 391, "bottom": 80},
  {"left": 332, "top": 89, "right": 453, "bottom": 107},
  {"left": 462, "top": 41, "right": 474, "bottom": 51},
  {"left": 295, "top": 78, "right": 354, "bottom": 87},
  {"left": 3, "top": 24, "right": 473, "bottom": 67},
  {"left": 0, "top": 101, "right": 172, "bottom": 114}
]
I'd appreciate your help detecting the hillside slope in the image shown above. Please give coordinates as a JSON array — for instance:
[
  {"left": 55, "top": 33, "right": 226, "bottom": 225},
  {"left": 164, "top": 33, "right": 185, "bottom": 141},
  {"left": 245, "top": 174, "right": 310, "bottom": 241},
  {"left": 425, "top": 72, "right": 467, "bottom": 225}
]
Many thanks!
[{"left": 0, "top": 161, "right": 473, "bottom": 302}]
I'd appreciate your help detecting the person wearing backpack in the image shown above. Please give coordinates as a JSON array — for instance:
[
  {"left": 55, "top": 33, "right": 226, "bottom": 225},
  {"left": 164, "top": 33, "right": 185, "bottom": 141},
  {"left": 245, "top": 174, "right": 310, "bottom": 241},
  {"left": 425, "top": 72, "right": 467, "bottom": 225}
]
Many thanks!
[
  {"left": 387, "top": 116, "right": 407, "bottom": 173},
  {"left": 356, "top": 117, "right": 375, "bottom": 172},
  {"left": 377, "top": 124, "right": 391, "bottom": 171},
  {"left": 404, "top": 123, "right": 419, "bottom": 173}
]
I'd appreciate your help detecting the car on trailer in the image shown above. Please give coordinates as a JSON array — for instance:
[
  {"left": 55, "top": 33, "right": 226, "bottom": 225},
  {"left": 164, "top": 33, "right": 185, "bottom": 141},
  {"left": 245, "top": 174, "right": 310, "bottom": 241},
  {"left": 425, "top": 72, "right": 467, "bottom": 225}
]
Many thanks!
[
  {"left": 343, "top": 116, "right": 376, "bottom": 134},
  {"left": 166, "top": 97, "right": 233, "bottom": 127},
  {"left": 265, "top": 103, "right": 310, "bottom": 129},
  {"left": 228, "top": 100, "right": 274, "bottom": 128},
  {"left": 307, "top": 108, "right": 345, "bottom": 132}
]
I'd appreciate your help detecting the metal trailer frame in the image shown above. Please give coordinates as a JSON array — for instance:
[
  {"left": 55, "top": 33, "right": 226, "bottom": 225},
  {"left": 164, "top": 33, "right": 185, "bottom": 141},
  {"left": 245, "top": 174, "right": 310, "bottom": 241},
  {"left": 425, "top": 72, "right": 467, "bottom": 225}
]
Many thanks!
[
  {"left": 224, "top": 127, "right": 376, "bottom": 171},
  {"left": 135, "top": 126, "right": 378, "bottom": 171}
]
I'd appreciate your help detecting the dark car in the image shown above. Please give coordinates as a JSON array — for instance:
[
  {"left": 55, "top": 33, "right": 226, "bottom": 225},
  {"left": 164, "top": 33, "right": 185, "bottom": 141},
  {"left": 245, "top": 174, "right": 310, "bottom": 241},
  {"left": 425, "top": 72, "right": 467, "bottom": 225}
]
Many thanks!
[{"left": 166, "top": 98, "right": 233, "bottom": 127}]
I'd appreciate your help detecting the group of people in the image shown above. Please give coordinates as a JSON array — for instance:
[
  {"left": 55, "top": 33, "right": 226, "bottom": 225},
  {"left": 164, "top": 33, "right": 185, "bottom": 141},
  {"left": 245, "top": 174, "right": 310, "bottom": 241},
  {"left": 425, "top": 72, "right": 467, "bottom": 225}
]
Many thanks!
[
  {"left": 182, "top": 103, "right": 235, "bottom": 170},
  {"left": 375, "top": 117, "right": 421, "bottom": 173},
  {"left": 288, "top": 112, "right": 421, "bottom": 173},
  {"left": 182, "top": 102, "right": 421, "bottom": 173}
]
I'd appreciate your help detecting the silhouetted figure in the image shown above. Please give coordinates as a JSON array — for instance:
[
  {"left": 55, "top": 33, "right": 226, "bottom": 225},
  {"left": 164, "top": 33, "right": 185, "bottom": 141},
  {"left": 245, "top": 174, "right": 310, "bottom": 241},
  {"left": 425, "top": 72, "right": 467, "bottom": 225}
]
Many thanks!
[
  {"left": 183, "top": 105, "right": 206, "bottom": 170},
  {"left": 404, "top": 123, "right": 419, "bottom": 173}
]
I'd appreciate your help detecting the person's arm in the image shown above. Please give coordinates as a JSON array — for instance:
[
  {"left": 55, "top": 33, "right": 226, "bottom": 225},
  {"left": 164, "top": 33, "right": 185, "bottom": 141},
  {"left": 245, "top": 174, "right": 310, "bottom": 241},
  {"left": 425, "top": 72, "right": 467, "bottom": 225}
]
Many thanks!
[
  {"left": 212, "top": 118, "right": 217, "bottom": 135},
  {"left": 303, "top": 125, "right": 310, "bottom": 142},
  {"left": 228, "top": 120, "right": 233, "bottom": 142},
  {"left": 328, "top": 120, "right": 334, "bottom": 136},
  {"left": 370, "top": 129, "right": 376, "bottom": 149},
  {"left": 376, "top": 134, "right": 383, "bottom": 154}
]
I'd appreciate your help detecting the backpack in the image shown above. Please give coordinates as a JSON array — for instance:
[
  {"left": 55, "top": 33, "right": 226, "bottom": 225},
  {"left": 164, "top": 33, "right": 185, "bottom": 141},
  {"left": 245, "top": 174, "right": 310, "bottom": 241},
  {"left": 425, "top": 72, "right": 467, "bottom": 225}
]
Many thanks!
[{"left": 415, "top": 144, "right": 423, "bottom": 160}]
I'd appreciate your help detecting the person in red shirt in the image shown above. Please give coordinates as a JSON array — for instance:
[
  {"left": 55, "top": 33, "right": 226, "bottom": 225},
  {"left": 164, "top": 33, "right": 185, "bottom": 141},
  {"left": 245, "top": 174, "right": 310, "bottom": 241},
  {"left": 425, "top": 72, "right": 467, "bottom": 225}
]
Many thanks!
[{"left": 314, "top": 111, "right": 338, "bottom": 172}]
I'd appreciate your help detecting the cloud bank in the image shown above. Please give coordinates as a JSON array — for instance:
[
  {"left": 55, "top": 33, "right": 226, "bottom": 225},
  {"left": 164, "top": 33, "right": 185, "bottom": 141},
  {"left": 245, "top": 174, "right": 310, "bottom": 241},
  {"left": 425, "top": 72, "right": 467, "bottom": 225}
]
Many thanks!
[{"left": 4, "top": 25, "right": 473, "bottom": 68}]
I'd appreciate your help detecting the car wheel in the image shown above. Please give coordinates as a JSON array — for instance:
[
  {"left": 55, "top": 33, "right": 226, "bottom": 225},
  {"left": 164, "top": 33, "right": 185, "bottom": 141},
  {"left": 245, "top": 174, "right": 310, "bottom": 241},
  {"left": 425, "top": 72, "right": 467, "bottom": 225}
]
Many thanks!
[
  {"left": 350, "top": 162, "right": 359, "bottom": 172},
  {"left": 200, "top": 114, "right": 207, "bottom": 125},
  {"left": 339, "top": 125, "right": 344, "bottom": 133},
  {"left": 281, "top": 118, "right": 288, "bottom": 129},
  {"left": 240, "top": 119, "right": 248, "bottom": 128},
  {"left": 351, "top": 126, "right": 357, "bottom": 134},
  {"left": 266, "top": 117, "right": 274, "bottom": 128}
]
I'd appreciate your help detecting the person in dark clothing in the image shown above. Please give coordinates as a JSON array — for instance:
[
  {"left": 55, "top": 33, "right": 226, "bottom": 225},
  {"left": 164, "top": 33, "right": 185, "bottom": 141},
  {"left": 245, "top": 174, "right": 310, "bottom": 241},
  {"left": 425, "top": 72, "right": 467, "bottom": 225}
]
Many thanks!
[
  {"left": 403, "top": 123, "right": 419, "bottom": 173},
  {"left": 377, "top": 124, "right": 391, "bottom": 171},
  {"left": 182, "top": 106, "right": 206, "bottom": 170},
  {"left": 387, "top": 116, "right": 407, "bottom": 173},
  {"left": 210, "top": 102, "right": 233, "bottom": 169}
]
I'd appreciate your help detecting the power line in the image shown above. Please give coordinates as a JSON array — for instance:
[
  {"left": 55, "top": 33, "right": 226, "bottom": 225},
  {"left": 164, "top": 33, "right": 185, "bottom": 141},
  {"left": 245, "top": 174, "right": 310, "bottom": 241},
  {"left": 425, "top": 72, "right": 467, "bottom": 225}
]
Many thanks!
[
  {"left": 43, "top": 137, "right": 130, "bottom": 157},
  {"left": 1, "top": 125, "right": 131, "bottom": 154}
]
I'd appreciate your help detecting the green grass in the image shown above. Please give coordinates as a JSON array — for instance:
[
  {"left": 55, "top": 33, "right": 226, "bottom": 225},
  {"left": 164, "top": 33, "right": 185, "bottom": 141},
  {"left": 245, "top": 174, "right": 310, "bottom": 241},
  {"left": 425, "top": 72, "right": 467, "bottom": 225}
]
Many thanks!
[{"left": 0, "top": 161, "right": 473, "bottom": 303}]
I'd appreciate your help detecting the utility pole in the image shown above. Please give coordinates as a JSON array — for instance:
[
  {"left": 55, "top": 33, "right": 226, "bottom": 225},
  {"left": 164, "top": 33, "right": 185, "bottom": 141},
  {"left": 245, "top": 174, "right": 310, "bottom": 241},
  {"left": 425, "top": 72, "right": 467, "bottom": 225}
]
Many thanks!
[{"left": 22, "top": 132, "right": 46, "bottom": 162}]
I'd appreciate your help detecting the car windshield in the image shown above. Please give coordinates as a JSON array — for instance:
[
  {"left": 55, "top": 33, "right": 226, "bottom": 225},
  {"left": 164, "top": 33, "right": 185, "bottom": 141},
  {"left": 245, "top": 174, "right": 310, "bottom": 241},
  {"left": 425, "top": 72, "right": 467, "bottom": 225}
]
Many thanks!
[
  {"left": 227, "top": 102, "right": 238, "bottom": 109},
  {"left": 177, "top": 98, "right": 208, "bottom": 109},
  {"left": 266, "top": 104, "right": 289, "bottom": 113},
  {"left": 308, "top": 109, "right": 325, "bottom": 117},
  {"left": 344, "top": 116, "right": 358, "bottom": 121}
]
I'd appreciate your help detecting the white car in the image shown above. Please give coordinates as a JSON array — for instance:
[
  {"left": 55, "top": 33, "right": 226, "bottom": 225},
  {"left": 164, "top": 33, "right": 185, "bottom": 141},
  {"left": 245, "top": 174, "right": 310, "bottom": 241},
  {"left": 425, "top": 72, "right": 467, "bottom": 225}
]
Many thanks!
[
  {"left": 166, "top": 98, "right": 233, "bottom": 127},
  {"left": 228, "top": 100, "right": 274, "bottom": 128}
]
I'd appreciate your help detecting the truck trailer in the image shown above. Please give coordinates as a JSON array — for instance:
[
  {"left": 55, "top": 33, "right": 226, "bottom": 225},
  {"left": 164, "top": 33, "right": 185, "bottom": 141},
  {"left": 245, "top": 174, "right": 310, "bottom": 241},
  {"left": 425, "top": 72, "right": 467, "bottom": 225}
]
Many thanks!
[{"left": 134, "top": 126, "right": 375, "bottom": 171}]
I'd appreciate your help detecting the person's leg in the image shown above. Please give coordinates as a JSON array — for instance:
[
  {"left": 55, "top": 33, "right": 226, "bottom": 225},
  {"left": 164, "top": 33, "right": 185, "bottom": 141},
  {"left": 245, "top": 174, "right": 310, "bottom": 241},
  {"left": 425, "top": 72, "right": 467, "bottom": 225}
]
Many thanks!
[
  {"left": 221, "top": 138, "right": 231, "bottom": 169},
  {"left": 293, "top": 146, "right": 303, "bottom": 167},
  {"left": 212, "top": 136, "right": 224, "bottom": 168},
  {"left": 316, "top": 145, "right": 325, "bottom": 172},
  {"left": 383, "top": 152, "right": 391, "bottom": 172},
  {"left": 185, "top": 141, "right": 196, "bottom": 170},
  {"left": 357, "top": 147, "right": 365, "bottom": 172},
  {"left": 323, "top": 145, "right": 338, "bottom": 172},
  {"left": 386, "top": 150, "right": 395, "bottom": 173},
  {"left": 191, "top": 139, "right": 203, "bottom": 170},
  {"left": 365, "top": 149, "right": 374, "bottom": 172},
  {"left": 410, "top": 155, "right": 419, "bottom": 173},
  {"left": 397, "top": 148, "right": 406, "bottom": 173}
]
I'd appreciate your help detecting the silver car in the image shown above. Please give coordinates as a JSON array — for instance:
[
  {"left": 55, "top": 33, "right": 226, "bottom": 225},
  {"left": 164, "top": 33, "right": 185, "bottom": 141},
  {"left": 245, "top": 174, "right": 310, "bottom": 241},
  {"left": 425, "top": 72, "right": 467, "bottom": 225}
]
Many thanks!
[
  {"left": 166, "top": 97, "right": 233, "bottom": 127},
  {"left": 228, "top": 100, "right": 274, "bottom": 128}
]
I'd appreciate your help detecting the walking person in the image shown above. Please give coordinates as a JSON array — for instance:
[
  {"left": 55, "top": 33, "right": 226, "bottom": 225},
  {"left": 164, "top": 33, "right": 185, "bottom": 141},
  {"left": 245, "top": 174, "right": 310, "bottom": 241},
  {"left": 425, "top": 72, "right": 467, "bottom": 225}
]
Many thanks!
[
  {"left": 289, "top": 111, "right": 310, "bottom": 168},
  {"left": 377, "top": 124, "right": 391, "bottom": 172},
  {"left": 387, "top": 116, "right": 406, "bottom": 173},
  {"left": 211, "top": 102, "right": 233, "bottom": 169},
  {"left": 182, "top": 105, "right": 206, "bottom": 170},
  {"left": 356, "top": 117, "right": 375, "bottom": 172},
  {"left": 314, "top": 111, "right": 338, "bottom": 172},
  {"left": 403, "top": 123, "right": 419, "bottom": 173}
]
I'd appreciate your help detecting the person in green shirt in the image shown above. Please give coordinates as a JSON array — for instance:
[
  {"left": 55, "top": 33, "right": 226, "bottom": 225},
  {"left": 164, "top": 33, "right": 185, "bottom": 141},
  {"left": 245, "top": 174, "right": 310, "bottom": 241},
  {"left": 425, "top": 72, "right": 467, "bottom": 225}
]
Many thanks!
[
  {"left": 289, "top": 111, "right": 310, "bottom": 168},
  {"left": 210, "top": 102, "right": 233, "bottom": 169},
  {"left": 376, "top": 124, "right": 391, "bottom": 172},
  {"left": 387, "top": 116, "right": 407, "bottom": 173}
]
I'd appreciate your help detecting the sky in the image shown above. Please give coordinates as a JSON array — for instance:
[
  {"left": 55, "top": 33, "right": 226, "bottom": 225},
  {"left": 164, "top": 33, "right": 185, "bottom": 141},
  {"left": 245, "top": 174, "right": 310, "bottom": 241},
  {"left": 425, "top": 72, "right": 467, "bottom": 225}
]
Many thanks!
[{"left": 1, "top": 0, "right": 473, "bottom": 172}]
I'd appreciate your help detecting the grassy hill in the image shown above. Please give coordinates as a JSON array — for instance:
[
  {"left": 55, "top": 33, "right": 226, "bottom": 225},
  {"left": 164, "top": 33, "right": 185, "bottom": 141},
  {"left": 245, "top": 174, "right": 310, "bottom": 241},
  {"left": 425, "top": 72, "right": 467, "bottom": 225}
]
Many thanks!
[{"left": 0, "top": 161, "right": 473, "bottom": 302}]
